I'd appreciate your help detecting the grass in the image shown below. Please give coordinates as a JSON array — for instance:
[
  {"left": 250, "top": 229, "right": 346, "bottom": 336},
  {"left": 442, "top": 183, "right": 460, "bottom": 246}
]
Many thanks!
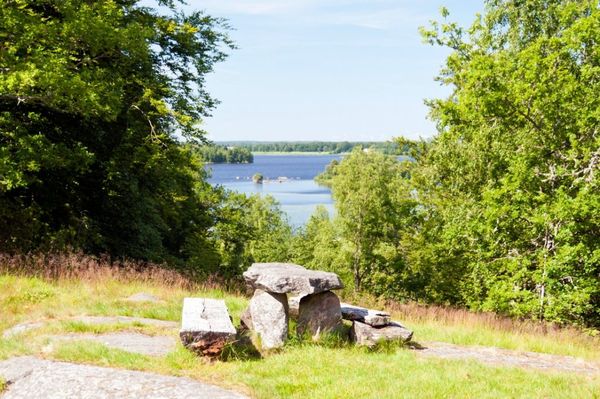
[{"left": 1, "top": 253, "right": 599, "bottom": 398}]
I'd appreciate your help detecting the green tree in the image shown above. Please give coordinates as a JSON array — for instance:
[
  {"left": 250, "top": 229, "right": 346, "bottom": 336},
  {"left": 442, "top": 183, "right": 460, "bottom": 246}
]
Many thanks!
[
  {"left": 329, "top": 149, "right": 415, "bottom": 293},
  {"left": 0, "top": 1, "right": 233, "bottom": 265},
  {"left": 413, "top": 0, "right": 600, "bottom": 325},
  {"left": 210, "top": 192, "right": 293, "bottom": 279}
]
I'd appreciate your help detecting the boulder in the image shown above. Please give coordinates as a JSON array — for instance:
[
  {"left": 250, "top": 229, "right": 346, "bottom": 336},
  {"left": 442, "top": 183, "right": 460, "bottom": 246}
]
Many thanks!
[
  {"left": 350, "top": 321, "right": 413, "bottom": 347},
  {"left": 243, "top": 263, "right": 343, "bottom": 295},
  {"left": 297, "top": 291, "right": 342, "bottom": 339},
  {"left": 179, "top": 298, "right": 236, "bottom": 357},
  {"left": 340, "top": 303, "right": 391, "bottom": 327},
  {"left": 248, "top": 289, "right": 289, "bottom": 350}
]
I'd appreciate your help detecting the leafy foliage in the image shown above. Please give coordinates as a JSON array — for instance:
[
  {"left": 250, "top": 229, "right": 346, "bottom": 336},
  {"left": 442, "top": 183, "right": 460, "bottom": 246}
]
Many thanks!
[
  {"left": 409, "top": 0, "right": 600, "bottom": 326},
  {"left": 296, "top": 0, "right": 600, "bottom": 328},
  {"left": 192, "top": 144, "right": 253, "bottom": 164}
]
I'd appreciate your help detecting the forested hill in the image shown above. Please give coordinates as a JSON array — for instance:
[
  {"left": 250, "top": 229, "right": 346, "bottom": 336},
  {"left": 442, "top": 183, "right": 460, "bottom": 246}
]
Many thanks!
[{"left": 216, "top": 141, "right": 399, "bottom": 154}]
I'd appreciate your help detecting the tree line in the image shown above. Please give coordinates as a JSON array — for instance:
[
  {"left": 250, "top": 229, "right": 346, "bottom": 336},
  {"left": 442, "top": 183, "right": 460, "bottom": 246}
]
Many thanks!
[
  {"left": 192, "top": 145, "right": 253, "bottom": 164},
  {"left": 218, "top": 141, "right": 399, "bottom": 154}
]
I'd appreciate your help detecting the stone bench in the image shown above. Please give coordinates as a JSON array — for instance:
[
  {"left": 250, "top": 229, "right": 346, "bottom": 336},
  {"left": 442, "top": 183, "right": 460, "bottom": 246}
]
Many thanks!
[{"left": 179, "top": 298, "right": 236, "bottom": 357}]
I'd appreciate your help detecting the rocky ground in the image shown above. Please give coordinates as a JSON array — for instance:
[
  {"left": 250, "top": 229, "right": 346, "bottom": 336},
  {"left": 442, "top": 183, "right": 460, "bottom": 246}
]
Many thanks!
[{"left": 1, "top": 291, "right": 598, "bottom": 398}]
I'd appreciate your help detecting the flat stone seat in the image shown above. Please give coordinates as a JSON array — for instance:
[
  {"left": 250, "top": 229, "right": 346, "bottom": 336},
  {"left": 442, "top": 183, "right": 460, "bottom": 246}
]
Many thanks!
[
  {"left": 243, "top": 263, "right": 344, "bottom": 295},
  {"left": 340, "top": 303, "right": 391, "bottom": 327},
  {"left": 179, "top": 298, "right": 236, "bottom": 357}
]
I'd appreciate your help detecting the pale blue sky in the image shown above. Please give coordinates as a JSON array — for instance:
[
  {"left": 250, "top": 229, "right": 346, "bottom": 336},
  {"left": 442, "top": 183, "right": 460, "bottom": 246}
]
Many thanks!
[{"left": 174, "top": 1, "right": 484, "bottom": 141}]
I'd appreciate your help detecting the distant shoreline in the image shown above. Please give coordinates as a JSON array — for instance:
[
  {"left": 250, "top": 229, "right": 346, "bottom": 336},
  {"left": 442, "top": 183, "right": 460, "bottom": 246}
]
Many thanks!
[{"left": 252, "top": 151, "right": 348, "bottom": 156}]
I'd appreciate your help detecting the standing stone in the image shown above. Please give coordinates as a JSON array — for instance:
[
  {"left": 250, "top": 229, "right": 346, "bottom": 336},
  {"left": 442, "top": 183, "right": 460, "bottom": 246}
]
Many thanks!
[
  {"left": 297, "top": 291, "right": 342, "bottom": 339},
  {"left": 243, "top": 263, "right": 344, "bottom": 295},
  {"left": 249, "top": 289, "right": 289, "bottom": 350},
  {"left": 350, "top": 320, "right": 413, "bottom": 347},
  {"left": 179, "top": 298, "right": 237, "bottom": 357}
]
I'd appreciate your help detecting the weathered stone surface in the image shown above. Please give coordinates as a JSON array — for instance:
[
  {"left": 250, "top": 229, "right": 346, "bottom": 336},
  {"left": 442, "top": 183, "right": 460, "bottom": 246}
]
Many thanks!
[
  {"left": 239, "top": 306, "right": 253, "bottom": 330},
  {"left": 125, "top": 292, "right": 160, "bottom": 303},
  {"left": 288, "top": 295, "right": 302, "bottom": 318},
  {"left": 179, "top": 298, "right": 236, "bottom": 357},
  {"left": 49, "top": 333, "right": 176, "bottom": 356},
  {"left": 297, "top": 291, "right": 342, "bottom": 339},
  {"left": 0, "top": 356, "right": 248, "bottom": 398},
  {"left": 249, "top": 290, "right": 288, "bottom": 350},
  {"left": 2, "top": 316, "right": 178, "bottom": 339},
  {"left": 340, "top": 303, "right": 391, "bottom": 327},
  {"left": 350, "top": 320, "right": 413, "bottom": 347},
  {"left": 243, "top": 263, "right": 343, "bottom": 295}
]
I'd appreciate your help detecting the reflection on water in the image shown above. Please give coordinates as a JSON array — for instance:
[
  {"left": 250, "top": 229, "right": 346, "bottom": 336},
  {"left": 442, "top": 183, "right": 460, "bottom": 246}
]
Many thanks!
[{"left": 207, "top": 155, "right": 341, "bottom": 227}]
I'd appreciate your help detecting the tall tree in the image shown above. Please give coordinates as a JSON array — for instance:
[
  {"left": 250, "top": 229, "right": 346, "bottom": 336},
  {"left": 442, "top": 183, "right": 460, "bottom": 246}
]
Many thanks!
[
  {"left": 414, "top": 0, "right": 600, "bottom": 325},
  {"left": 0, "top": 1, "right": 233, "bottom": 264}
]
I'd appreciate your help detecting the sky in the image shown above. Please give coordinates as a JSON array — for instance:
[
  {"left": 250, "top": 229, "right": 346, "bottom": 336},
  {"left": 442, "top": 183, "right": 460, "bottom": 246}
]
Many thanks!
[{"left": 169, "top": 1, "right": 485, "bottom": 142}]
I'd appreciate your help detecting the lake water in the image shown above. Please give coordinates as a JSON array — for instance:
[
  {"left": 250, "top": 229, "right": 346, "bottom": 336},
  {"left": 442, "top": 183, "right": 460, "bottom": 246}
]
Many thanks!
[{"left": 206, "top": 155, "right": 342, "bottom": 227}]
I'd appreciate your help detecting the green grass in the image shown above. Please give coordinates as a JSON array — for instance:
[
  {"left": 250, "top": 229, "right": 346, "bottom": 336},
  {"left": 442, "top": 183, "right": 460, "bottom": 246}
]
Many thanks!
[
  {"left": 0, "top": 377, "right": 5, "bottom": 393},
  {"left": 1, "top": 274, "right": 599, "bottom": 398}
]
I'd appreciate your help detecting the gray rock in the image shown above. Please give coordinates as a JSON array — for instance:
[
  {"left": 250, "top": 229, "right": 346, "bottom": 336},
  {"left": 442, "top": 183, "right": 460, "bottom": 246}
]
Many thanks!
[
  {"left": 239, "top": 306, "right": 253, "bottom": 330},
  {"left": 0, "top": 356, "right": 247, "bottom": 398},
  {"left": 179, "top": 298, "right": 236, "bottom": 357},
  {"left": 243, "top": 263, "right": 343, "bottom": 295},
  {"left": 3, "top": 316, "right": 178, "bottom": 339},
  {"left": 49, "top": 332, "right": 177, "bottom": 356},
  {"left": 297, "top": 291, "right": 342, "bottom": 339},
  {"left": 350, "top": 320, "right": 413, "bottom": 347},
  {"left": 248, "top": 289, "right": 288, "bottom": 350},
  {"left": 288, "top": 295, "right": 302, "bottom": 318},
  {"left": 125, "top": 292, "right": 160, "bottom": 303},
  {"left": 340, "top": 303, "right": 391, "bottom": 327}
]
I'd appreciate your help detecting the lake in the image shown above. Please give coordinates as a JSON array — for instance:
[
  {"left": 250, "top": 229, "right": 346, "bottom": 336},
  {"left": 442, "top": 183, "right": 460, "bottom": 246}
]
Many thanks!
[{"left": 206, "top": 154, "right": 342, "bottom": 227}]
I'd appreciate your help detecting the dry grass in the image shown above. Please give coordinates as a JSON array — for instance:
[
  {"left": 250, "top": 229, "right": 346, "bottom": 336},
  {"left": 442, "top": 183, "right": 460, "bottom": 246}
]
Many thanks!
[
  {"left": 387, "top": 300, "right": 592, "bottom": 338},
  {"left": 0, "top": 252, "right": 234, "bottom": 292}
]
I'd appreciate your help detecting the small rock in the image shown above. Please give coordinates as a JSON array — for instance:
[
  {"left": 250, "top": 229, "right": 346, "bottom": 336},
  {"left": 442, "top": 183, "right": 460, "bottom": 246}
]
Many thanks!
[
  {"left": 243, "top": 263, "right": 343, "bottom": 295},
  {"left": 340, "top": 303, "right": 391, "bottom": 327},
  {"left": 126, "top": 292, "right": 160, "bottom": 303},
  {"left": 248, "top": 289, "right": 288, "bottom": 350},
  {"left": 297, "top": 291, "right": 342, "bottom": 339},
  {"left": 288, "top": 295, "right": 302, "bottom": 319},
  {"left": 239, "top": 306, "right": 253, "bottom": 330},
  {"left": 350, "top": 320, "right": 413, "bottom": 347},
  {"left": 179, "top": 298, "right": 237, "bottom": 357}
]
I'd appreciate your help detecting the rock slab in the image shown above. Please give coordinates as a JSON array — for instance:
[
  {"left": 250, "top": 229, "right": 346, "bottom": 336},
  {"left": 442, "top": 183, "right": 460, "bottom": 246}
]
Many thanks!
[
  {"left": 0, "top": 356, "right": 247, "bottom": 399},
  {"left": 49, "top": 332, "right": 176, "bottom": 356},
  {"left": 297, "top": 291, "right": 342, "bottom": 339},
  {"left": 180, "top": 298, "right": 236, "bottom": 357},
  {"left": 243, "top": 263, "right": 343, "bottom": 295},
  {"left": 350, "top": 321, "right": 413, "bottom": 347},
  {"left": 248, "top": 290, "right": 288, "bottom": 350},
  {"left": 340, "top": 303, "right": 391, "bottom": 327}
]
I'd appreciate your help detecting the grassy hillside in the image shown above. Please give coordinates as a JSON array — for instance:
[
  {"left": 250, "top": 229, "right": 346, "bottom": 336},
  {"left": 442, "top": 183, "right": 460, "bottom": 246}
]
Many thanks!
[{"left": 1, "top": 258, "right": 599, "bottom": 398}]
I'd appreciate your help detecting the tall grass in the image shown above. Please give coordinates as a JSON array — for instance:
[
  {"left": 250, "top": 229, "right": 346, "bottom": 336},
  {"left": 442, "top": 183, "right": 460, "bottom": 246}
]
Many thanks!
[{"left": 0, "top": 252, "right": 236, "bottom": 292}]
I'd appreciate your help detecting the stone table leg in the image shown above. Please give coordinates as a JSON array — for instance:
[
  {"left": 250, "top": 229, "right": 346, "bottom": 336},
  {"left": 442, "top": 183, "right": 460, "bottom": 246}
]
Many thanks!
[{"left": 297, "top": 291, "right": 342, "bottom": 340}]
